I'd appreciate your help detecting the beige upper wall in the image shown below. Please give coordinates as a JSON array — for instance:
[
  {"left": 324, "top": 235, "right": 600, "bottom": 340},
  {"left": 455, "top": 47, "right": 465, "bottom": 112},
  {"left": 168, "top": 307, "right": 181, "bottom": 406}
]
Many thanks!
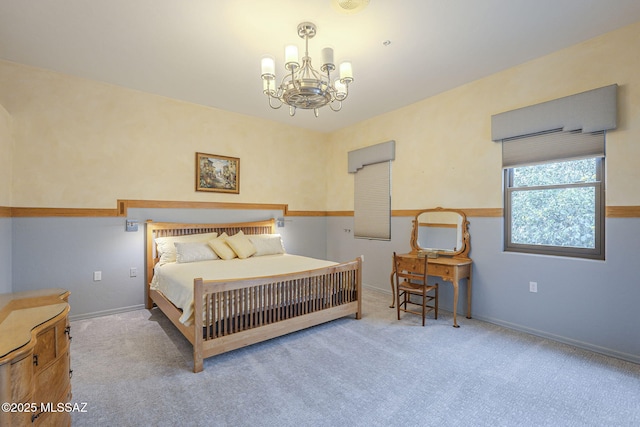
[
  {"left": 0, "top": 104, "right": 12, "bottom": 206},
  {"left": 0, "top": 62, "right": 327, "bottom": 210},
  {"left": 1, "top": 21, "right": 639, "bottom": 212},
  {"left": 325, "top": 20, "right": 640, "bottom": 210}
]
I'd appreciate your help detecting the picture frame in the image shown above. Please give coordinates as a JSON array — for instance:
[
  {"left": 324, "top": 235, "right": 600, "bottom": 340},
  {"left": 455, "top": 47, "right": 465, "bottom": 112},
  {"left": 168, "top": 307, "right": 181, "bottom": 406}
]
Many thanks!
[{"left": 196, "top": 152, "right": 240, "bottom": 194}]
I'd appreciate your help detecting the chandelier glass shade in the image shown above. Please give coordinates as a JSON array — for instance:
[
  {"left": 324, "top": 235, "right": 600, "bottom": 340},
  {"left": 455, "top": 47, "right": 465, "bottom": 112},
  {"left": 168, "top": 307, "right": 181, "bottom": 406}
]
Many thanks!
[{"left": 260, "top": 22, "right": 354, "bottom": 117}]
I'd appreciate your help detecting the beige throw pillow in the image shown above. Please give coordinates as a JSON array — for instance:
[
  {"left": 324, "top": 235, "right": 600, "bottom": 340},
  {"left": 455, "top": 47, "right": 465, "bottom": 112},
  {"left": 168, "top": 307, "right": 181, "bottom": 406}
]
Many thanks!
[
  {"left": 225, "top": 230, "right": 257, "bottom": 259},
  {"left": 208, "top": 233, "right": 237, "bottom": 260}
]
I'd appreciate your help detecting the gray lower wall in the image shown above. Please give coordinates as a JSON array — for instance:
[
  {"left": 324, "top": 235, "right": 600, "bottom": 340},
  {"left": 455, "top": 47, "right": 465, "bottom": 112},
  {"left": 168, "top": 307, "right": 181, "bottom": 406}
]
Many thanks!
[
  {"left": 0, "top": 217, "right": 11, "bottom": 293},
  {"left": 10, "top": 209, "right": 327, "bottom": 320},
  {"left": 8, "top": 211, "right": 640, "bottom": 364},
  {"left": 326, "top": 215, "right": 640, "bottom": 364},
  {"left": 468, "top": 217, "right": 640, "bottom": 363},
  {"left": 12, "top": 216, "right": 144, "bottom": 318}
]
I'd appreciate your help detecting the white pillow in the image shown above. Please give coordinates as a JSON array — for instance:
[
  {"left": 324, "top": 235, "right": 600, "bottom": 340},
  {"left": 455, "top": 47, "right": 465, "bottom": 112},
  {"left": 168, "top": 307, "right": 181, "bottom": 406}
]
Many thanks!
[
  {"left": 155, "top": 232, "right": 218, "bottom": 265},
  {"left": 248, "top": 234, "right": 286, "bottom": 256},
  {"left": 208, "top": 233, "right": 237, "bottom": 260},
  {"left": 175, "top": 241, "right": 218, "bottom": 263},
  {"left": 225, "top": 230, "right": 257, "bottom": 259}
]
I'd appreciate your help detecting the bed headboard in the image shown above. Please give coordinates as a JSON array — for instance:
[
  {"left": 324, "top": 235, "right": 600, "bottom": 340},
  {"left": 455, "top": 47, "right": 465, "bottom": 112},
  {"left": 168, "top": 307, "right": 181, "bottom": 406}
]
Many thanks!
[{"left": 145, "top": 218, "right": 276, "bottom": 308}]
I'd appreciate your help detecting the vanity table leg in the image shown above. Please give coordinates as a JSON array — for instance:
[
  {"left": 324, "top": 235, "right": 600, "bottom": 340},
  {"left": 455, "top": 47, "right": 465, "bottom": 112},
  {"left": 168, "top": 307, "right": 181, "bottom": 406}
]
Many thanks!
[
  {"left": 452, "top": 279, "right": 460, "bottom": 328},
  {"left": 466, "top": 267, "right": 473, "bottom": 319},
  {"left": 389, "top": 271, "right": 396, "bottom": 308}
]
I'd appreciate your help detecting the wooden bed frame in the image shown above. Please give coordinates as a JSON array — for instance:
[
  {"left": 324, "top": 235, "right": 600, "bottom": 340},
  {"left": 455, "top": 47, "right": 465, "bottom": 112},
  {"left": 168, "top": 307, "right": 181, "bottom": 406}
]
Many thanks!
[{"left": 145, "top": 218, "right": 362, "bottom": 372}]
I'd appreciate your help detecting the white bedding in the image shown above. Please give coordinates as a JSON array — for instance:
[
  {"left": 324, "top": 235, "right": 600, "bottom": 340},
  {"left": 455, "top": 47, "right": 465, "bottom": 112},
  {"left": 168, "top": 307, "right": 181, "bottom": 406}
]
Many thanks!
[{"left": 151, "top": 254, "right": 337, "bottom": 325}]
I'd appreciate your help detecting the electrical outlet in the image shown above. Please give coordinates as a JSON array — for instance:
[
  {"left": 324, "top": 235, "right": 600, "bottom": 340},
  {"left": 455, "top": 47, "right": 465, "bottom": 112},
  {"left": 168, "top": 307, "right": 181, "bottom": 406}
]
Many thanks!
[
  {"left": 93, "top": 271, "right": 102, "bottom": 281},
  {"left": 130, "top": 267, "right": 137, "bottom": 278},
  {"left": 529, "top": 281, "right": 538, "bottom": 293}
]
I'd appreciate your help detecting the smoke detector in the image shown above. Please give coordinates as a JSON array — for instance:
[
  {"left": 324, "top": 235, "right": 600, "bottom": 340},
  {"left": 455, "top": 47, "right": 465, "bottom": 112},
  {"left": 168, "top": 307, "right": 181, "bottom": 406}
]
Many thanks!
[{"left": 331, "top": 0, "right": 370, "bottom": 14}]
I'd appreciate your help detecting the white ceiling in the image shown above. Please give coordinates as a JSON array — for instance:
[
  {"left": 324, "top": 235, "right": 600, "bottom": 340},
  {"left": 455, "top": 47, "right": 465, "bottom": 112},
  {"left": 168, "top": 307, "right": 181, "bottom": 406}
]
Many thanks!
[{"left": 2, "top": 0, "right": 640, "bottom": 133}]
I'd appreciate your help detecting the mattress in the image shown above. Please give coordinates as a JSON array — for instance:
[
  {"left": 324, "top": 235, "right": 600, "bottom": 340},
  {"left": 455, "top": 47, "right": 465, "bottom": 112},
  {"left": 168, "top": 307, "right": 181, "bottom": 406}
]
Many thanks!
[{"left": 151, "top": 254, "right": 337, "bottom": 325}]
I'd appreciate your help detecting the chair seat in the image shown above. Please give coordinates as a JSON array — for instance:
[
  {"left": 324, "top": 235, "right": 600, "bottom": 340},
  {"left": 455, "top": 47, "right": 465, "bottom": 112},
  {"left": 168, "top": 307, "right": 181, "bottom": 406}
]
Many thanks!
[{"left": 397, "top": 280, "right": 437, "bottom": 293}]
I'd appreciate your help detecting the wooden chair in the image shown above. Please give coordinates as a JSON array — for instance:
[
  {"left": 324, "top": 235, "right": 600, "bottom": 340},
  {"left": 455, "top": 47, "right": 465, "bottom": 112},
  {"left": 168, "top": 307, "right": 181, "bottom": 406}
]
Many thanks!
[{"left": 394, "top": 252, "right": 438, "bottom": 326}]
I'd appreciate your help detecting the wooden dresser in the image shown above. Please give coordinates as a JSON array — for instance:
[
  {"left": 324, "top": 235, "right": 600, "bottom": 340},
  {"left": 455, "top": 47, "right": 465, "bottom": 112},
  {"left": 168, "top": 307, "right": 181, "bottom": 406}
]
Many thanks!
[{"left": 0, "top": 289, "right": 71, "bottom": 426}]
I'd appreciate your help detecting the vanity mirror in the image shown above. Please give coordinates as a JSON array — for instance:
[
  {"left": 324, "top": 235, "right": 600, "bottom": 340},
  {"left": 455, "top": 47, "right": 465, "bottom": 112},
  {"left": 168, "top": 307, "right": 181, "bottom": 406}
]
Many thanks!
[{"left": 410, "top": 207, "right": 470, "bottom": 258}]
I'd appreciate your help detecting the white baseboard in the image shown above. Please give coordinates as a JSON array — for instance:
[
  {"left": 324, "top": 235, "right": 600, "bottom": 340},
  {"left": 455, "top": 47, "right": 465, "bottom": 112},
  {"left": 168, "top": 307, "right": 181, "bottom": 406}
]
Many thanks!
[
  {"left": 69, "top": 304, "right": 145, "bottom": 321},
  {"left": 366, "top": 283, "right": 640, "bottom": 364},
  {"left": 473, "top": 314, "right": 640, "bottom": 365}
]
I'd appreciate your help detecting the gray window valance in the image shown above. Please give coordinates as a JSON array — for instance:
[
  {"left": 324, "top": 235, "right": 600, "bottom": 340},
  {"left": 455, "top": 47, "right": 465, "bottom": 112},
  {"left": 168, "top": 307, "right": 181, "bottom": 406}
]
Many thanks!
[
  {"left": 348, "top": 140, "right": 395, "bottom": 173},
  {"left": 491, "top": 84, "right": 617, "bottom": 142}
]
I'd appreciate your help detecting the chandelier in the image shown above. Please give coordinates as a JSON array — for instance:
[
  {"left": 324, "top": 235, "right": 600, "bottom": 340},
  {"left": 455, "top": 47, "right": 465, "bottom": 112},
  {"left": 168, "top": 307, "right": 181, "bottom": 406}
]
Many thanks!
[{"left": 260, "top": 22, "right": 354, "bottom": 117}]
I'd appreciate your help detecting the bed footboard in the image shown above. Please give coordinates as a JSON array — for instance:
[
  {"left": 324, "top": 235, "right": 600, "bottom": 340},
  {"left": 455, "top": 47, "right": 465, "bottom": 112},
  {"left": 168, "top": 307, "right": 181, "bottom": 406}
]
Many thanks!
[{"left": 192, "top": 256, "right": 363, "bottom": 372}]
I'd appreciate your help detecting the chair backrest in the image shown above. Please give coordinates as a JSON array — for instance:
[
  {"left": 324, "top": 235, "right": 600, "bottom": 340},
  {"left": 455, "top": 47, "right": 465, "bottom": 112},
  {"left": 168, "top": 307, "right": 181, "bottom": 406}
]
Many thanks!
[{"left": 393, "top": 252, "right": 428, "bottom": 285}]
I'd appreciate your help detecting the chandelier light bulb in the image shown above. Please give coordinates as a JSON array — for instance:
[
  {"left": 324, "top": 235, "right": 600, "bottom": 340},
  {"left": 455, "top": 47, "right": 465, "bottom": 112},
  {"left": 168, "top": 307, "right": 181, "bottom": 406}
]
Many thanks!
[
  {"left": 339, "top": 61, "right": 353, "bottom": 82},
  {"left": 261, "top": 56, "right": 275, "bottom": 78},
  {"left": 285, "top": 45, "right": 299, "bottom": 70},
  {"left": 321, "top": 47, "right": 335, "bottom": 71}
]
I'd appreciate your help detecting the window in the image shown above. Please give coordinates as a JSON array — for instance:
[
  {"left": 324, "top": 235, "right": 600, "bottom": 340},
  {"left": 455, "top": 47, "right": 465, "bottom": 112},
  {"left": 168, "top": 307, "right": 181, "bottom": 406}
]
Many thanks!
[
  {"left": 349, "top": 140, "right": 395, "bottom": 240},
  {"left": 354, "top": 161, "right": 391, "bottom": 240},
  {"left": 503, "top": 130, "right": 605, "bottom": 259}
]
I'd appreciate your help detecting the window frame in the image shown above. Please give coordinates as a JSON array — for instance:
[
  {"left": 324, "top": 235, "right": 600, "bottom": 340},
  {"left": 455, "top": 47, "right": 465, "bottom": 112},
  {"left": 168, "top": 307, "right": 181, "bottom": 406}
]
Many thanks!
[{"left": 504, "top": 157, "right": 605, "bottom": 260}]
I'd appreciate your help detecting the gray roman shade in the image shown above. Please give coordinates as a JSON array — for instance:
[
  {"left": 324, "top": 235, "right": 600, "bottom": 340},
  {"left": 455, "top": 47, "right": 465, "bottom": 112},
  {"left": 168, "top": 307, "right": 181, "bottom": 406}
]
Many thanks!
[
  {"left": 349, "top": 141, "right": 395, "bottom": 240},
  {"left": 491, "top": 84, "right": 617, "bottom": 142},
  {"left": 348, "top": 140, "right": 395, "bottom": 173},
  {"left": 354, "top": 161, "right": 391, "bottom": 240},
  {"left": 502, "top": 129, "right": 605, "bottom": 168}
]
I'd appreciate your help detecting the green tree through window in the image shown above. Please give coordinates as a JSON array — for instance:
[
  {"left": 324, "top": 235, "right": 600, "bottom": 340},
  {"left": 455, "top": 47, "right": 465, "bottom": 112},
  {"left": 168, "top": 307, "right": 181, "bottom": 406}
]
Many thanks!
[{"left": 505, "top": 157, "right": 604, "bottom": 259}]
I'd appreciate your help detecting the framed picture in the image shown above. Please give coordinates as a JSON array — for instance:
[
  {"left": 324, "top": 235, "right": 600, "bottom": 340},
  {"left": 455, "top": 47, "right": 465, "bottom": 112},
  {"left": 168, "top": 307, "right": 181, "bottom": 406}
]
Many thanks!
[{"left": 196, "top": 152, "right": 240, "bottom": 194}]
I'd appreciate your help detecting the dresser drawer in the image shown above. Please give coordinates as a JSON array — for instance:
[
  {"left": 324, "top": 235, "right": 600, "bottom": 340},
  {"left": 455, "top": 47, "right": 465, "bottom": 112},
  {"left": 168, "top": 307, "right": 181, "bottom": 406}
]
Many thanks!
[
  {"left": 10, "top": 353, "right": 33, "bottom": 402},
  {"left": 33, "top": 317, "right": 69, "bottom": 372},
  {"left": 32, "top": 384, "right": 72, "bottom": 427},
  {"left": 428, "top": 263, "right": 452, "bottom": 279},
  {"left": 56, "top": 318, "right": 71, "bottom": 354},
  {"left": 33, "top": 326, "right": 56, "bottom": 372},
  {"left": 395, "top": 256, "right": 426, "bottom": 274},
  {"left": 34, "top": 349, "right": 70, "bottom": 405}
]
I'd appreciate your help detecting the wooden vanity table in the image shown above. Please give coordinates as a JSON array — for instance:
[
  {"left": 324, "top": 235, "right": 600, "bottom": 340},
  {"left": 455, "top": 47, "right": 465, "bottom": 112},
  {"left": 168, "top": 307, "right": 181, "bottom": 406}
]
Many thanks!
[{"left": 390, "top": 207, "right": 473, "bottom": 328}]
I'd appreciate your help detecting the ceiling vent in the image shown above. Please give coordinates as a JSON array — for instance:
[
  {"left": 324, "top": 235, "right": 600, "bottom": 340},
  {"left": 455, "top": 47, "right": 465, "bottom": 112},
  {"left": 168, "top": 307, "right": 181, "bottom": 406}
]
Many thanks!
[{"left": 332, "top": 0, "right": 370, "bottom": 14}]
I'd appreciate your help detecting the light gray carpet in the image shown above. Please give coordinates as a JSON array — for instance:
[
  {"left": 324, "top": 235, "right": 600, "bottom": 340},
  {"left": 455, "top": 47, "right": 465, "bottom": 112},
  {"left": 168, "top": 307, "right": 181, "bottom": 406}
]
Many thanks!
[{"left": 69, "top": 290, "right": 640, "bottom": 427}]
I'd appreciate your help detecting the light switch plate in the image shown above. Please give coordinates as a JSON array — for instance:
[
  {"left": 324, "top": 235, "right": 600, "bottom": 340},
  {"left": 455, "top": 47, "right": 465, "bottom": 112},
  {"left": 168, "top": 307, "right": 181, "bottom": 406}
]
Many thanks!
[{"left": 126, "top": 219, "right": 138, "bottom": 232}]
